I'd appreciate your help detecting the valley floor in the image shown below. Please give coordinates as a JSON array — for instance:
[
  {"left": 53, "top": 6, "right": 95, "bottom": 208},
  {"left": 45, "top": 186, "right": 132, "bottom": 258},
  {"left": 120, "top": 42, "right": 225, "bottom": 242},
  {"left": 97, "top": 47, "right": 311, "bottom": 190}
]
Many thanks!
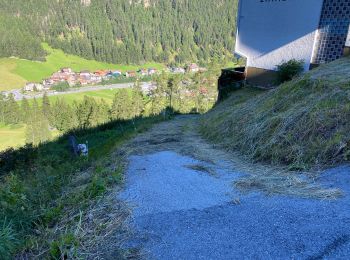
[{"left": 117, "top": 116, "right": 350, "bottom": 259}]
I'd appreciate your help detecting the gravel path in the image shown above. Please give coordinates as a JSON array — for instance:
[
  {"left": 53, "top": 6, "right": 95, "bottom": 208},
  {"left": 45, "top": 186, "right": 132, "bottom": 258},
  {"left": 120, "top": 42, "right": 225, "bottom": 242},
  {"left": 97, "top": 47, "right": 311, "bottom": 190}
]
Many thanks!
[{"left": 119, "top": 116, "right": 350, "bottom": 259}]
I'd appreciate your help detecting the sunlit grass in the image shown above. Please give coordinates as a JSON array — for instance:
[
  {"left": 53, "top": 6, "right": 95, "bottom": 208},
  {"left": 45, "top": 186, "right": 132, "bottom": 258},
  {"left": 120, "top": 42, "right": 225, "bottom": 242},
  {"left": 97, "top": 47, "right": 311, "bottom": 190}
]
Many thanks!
[{"left": 0, "top": 123, "right": 26, "bottom": 151}]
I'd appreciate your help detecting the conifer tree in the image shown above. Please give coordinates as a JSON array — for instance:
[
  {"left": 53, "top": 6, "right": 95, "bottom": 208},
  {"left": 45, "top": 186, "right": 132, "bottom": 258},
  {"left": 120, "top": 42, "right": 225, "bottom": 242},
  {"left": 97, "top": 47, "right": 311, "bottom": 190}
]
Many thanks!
[
  {"left": 4, "top": 93, "right": 20, "bottom": 124},
  {"left": 51, "top": 99, "right": 77, "bottom": 132},
  {"left": 110, "top": 91, "right": 132, "bottom": 120},
  {"left": 167, "top": 75, "right": 181, "bottom": 110},
  {"left": 42, "top": 92, "right": 51, "bottom": 123},
  {"left": 0, "top": 93, "right": 5, "bottom": 123},
  {"left": 25, "top": 98, "right": 50, "bottom": 145},
  {"left": 98, "top": 99, "right": 110, "bottom": 125},
  {"left": 76, "top": 96, "right": 100, "bottom": 128},
  {"left": 131, "top": 81, "right": 145, "bottom": 118},
  {"left": 21, "top": 97, "right": 30, "bottom": 123},
  {"left": 150, "top": 74, "right": 167, "bottom": 115}
]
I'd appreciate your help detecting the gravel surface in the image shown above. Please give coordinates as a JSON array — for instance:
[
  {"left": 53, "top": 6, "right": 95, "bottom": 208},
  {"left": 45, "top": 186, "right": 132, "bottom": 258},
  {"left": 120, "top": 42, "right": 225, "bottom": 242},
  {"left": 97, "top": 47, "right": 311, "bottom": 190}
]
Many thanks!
[{"left": 119, "top": 117, "right": 350, "bottom": 259}]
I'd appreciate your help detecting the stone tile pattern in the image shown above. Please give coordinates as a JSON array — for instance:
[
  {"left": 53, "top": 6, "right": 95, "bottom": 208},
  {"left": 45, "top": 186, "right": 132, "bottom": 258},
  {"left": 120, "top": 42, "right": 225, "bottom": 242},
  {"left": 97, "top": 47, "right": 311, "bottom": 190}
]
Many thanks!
[{"left": 313, "top": 0, "right": 350, "bottom": 64}]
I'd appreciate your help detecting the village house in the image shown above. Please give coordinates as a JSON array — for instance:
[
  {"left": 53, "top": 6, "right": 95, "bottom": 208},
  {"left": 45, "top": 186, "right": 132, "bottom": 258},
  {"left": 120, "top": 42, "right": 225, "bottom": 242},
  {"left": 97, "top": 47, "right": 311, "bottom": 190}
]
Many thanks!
[
  {"left": 90, "top": 74, "right": 102, "bottom": 84},
  {"left": 23, "top": 83, "right": 35, "bottom": 92},
  {"left": 147, "top": 68, "right": 158, "bottom": 75},
  {"left": 24, "top": 65, "right": 157, "bottom": 93},
  {"left": 42, "top": 78, "right": 55, "bottom": 88},
  {"left": 61, "top": 67, "right": 73, "bottom": 74},
  {"left": 111, "top": 70, "right": 122, "bottom": 77},
  {"left": 141, "top": 82, "right": 157, "bottom": 95},
  {"left": 79, "top": 70, "right": 91, "bottom": 79},
  {"left": 125, "top": 71, "right": 137, "bottom": 78},
  {"left": 139, "top": 68, "right": 148, "bottom": 76},
  {"left": 171, "top": 67, "right": 186, "bottom": 74},
  {"left": 24, "top": 83, "right": 44, "bottom": 92},
  {"left": 94, "top": 70, "right": 109, "bottom": 77},
  {"left": 235, "top": 0, "right": 350, "bottom": 86},
  {"left": 48, "top": 67, "right": 75, "bottom": 85},
  {"left": 66, "top": 74, "right": 79, "bottom": 87},
  {"left": 187, "top": 63, "right": 199, "bottom": 73}
]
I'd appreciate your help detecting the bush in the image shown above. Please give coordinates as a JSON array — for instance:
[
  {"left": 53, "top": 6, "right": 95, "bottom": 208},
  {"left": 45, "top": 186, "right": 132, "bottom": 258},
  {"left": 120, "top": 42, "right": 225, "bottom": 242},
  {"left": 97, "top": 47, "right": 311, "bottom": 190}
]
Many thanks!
[
  {"left": 52, "top": 82, "right": 70, "bottom": 92},
  {"left": 276, "top": 59, "right": 304, "bottom": 84},
  {"left": 0, "top": 221, "right": 18, "bottom": 259}
]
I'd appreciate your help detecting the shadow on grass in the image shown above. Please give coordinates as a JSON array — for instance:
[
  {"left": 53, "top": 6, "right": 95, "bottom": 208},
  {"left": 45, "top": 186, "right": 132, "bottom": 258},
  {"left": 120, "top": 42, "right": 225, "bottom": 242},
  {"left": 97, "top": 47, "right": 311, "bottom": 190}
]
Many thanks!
[{"left": 0, "top": 107, "right": 186, "bottom": 259}]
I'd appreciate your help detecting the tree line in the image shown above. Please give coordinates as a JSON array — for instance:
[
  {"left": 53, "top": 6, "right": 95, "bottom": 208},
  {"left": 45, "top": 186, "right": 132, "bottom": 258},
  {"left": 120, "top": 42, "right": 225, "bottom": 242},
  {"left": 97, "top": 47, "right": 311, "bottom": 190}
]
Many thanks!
[
  {"left": 0, "top": 0, "right": 238, "bottom": 64},
  {"left": 0, "top": 68, "right": 220, "bottom": 146}
]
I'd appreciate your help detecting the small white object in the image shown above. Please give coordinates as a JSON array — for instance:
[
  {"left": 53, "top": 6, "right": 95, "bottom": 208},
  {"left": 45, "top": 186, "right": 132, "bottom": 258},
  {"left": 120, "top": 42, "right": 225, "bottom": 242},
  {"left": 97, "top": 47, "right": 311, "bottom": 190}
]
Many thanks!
[{"left": 78, "top": 143, "right": 88, "bottom": 156}]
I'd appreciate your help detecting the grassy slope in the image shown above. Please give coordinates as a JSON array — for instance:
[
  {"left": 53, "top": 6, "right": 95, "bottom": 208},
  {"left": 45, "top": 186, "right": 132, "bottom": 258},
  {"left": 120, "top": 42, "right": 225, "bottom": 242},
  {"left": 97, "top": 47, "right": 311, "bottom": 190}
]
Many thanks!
[
  {"left": 0, "top": 115, "right": 167, "bottom": 259},
  {"left": 0, "top": 124, "right": 26, "bottom": 151},
  {"left": 0, "top": 88, "right": 131, "bottom": 151},
  {"left": 0, "top": 123, "right": 61, "bottom": 152},
  {"left": 0, "top": 59, "right": 27, "bottom": 91},
  {"left": 200, "top": 57, "right": 350, "bottom": 169},
  {"left": 32, "top": 88, "right": 129, "bottom": 105},
  {"left": 0, "top": 43, "right": 164, "bottom": 91}
]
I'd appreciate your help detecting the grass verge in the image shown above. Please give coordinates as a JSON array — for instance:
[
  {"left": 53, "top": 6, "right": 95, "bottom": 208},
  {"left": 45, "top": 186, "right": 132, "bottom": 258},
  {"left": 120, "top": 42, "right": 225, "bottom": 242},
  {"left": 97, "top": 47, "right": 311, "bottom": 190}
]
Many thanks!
[
  {"left": 200, "top": 58, "right": 350, "bottom": 169},
  {"left": 199, "top": 58, "right": 350, "bottom": 198},
  {"left": 0, "top": 114, "right": 168, "bottom": 259}
]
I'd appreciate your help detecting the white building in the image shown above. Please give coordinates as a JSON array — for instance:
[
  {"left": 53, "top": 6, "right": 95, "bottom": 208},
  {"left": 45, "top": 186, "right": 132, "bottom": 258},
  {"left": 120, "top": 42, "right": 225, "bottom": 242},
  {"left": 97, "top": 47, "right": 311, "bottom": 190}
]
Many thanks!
[
  {"left": 24, "top": 83, "right": 44, "bottom": 92},
  {"left": 235, "top": 0, "right": 350, "bottom": 86}
]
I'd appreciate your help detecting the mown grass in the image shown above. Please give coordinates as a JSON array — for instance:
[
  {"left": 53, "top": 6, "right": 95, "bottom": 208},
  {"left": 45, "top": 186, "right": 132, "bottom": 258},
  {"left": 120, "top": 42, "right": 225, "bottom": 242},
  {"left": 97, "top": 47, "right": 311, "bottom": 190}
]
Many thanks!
[
  {"left": 200, "top": 57, "right": 350, "bottom": 169},
  {"left": 31, "top": 88, "right": 130, "bottom": 105},
  {"left": 0, "top": 114, "right": 169, "bottom": 259},
  {"left": 0, "top": 43, "right": 164, "bottom": 90},
  {"left": 0, "top": 124, "right": 26, "bottom": 151},
  {"left": 0, "top": 59, "right": 27, "bottom": 91}
]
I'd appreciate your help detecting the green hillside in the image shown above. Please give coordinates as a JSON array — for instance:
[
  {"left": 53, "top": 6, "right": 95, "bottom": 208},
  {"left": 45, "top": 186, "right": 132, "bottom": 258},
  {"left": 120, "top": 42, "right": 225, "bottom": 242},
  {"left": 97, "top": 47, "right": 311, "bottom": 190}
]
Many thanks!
[
  {"left": 0, "top": 124, "right": 26, "bottom": 151},
  {"left": 0, "top": 0, "right": 237, "bottom": 65},
  {"left": 200, "top": 57, "right": 350, "bottom": 169},
  {"left": 30, "top": 88, "right": 130, "bottom": 105},
  {"left": 0, "top": 43, "right": 163, "bottom": 91}
]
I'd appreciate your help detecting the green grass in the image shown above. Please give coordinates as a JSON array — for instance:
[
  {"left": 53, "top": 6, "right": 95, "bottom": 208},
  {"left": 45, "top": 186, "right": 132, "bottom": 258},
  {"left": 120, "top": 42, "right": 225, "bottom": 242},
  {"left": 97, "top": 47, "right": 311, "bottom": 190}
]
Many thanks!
[
  {"left": 0, "top": 43, "right": 164, "bottom": 91},
  {"left": 0, "top": 59, "right": 27, "bottom": 91},
  {"left": 0, "top": 124, "right": 26, "bottom": 151},
  {"left": 200, "top": 57, "right": 350, "bottom": 169},
  {"left": 0, "top": 123, "right": 60, "bottom": 152},
  {"left": 42, "top": 88, "right": 129, "bottom": 105},
  {"left": 19, "top": 88, "right": 132, "bottom": 106},
  {"left": 0, "top": 115, "right": 168, "bottom": 259}
]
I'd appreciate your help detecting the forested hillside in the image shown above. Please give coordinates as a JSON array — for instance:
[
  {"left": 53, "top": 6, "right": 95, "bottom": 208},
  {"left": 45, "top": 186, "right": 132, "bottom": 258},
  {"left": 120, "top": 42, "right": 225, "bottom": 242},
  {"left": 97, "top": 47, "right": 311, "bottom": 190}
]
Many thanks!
[{"left": 0, "top": 0, "right": 238, "bottom": 64}]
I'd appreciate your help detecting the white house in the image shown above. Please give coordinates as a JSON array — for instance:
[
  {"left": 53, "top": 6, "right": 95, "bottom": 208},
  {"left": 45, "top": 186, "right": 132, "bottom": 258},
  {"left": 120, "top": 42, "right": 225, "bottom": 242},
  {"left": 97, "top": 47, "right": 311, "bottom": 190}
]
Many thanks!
[
  {"left": 235, "top": 0, "right": 350, "bottom": 86},
  {"left": 24, "top": 83, "right": 44, "bottom": 92}
]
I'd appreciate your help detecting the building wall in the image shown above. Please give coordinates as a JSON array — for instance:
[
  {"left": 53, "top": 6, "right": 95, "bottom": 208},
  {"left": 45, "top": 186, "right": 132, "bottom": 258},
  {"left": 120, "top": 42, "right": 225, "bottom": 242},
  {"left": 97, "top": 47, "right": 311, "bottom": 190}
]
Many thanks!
[
  {"left": 312, "top": 0, "right": 350, "bottom": 64},
  {"left": 235, "top": 0, "right": 324, "bottom": 71},
  {"left": 346, "top": 28, "right": 350, "bottom": 47}
]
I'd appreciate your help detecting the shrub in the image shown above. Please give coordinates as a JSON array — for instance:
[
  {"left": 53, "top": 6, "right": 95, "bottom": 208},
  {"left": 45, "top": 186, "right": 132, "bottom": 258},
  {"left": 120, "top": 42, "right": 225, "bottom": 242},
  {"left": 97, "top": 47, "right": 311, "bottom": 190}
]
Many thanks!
[
  {"left": 49, "top": 233, "right": 78, "bottom": 259},
  {"left": 0, "top": 221, "right": 18, "bottom": 259},
  {"left": 52, "top": 82, "right": 70, "bottom": 92},
  {"left": 276, "top": 59, "right": 304, "bottom": 84}
]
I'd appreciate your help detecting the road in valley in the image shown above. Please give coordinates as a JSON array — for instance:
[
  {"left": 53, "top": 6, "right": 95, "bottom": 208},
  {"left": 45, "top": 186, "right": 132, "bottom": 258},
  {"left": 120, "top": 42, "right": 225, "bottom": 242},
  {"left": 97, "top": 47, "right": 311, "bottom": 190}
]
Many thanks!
[{"left": 3, "top": 82, "right": 153, "bottom": 101}]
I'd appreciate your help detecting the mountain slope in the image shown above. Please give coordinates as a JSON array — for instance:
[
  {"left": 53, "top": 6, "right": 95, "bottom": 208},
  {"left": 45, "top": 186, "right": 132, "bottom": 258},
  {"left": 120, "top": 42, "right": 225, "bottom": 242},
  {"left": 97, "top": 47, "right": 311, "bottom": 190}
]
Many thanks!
[
  {"left": 200, "top": 58, "right": 350, "bottom": 169},
  {"left": 0, "top": 0, "right": 238, "bottom": 64}
]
